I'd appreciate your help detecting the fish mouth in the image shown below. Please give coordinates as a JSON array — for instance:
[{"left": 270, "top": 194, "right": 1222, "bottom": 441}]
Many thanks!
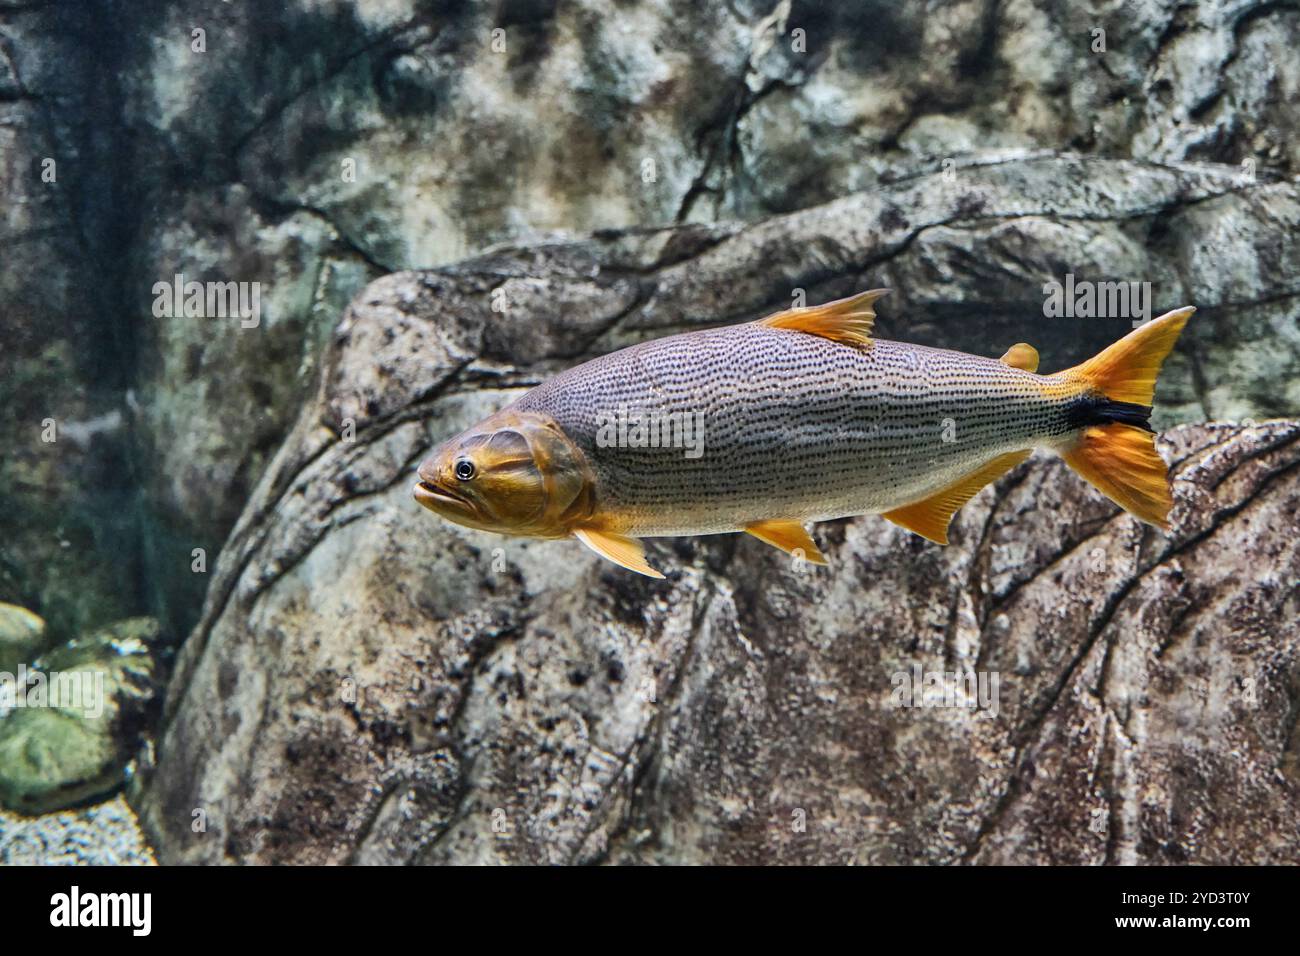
[{"left": 413, "top": 479, "right": 472, "bottom": 513}]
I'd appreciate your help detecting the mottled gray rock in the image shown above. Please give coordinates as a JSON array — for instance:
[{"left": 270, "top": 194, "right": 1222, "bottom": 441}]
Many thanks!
[
  {"left": 0, "top": 3, "right": 141, "bottom": 640},
  {"left": 120, "top": 0, "right": 1300, "bottom": 569},
  {"left": 300, "top": 154, "right": 1296, "bottom": 434},
  {"left": 6, "top": 0, "right": 1300, "bottom": 649},
  {"left": 135, "top": 250, "right": 1300, "bottom": 863},
  {"left": 3, "top": 0, "right": 1300, "bottom": 860}
]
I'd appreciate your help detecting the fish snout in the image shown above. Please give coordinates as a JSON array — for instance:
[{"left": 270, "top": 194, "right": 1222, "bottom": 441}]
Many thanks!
[
  {"left": 413, "top": 450, "right": 454, "bottom": 510},
  {"left": 416, "top": 454, "right": 442, "bottom": 485}
]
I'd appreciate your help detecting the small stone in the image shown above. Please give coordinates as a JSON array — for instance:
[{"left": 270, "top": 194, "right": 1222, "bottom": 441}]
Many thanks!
[{"left": 0, "top": 618, "right": 160, "bottom": 815}]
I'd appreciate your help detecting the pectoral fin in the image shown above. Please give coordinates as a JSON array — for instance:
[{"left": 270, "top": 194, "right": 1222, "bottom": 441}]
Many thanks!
[
  {"left": 745, "top": 519, "right": 828, "bottom": 565},
  {"left": 881, "top": 450, "right": 1031, "bottom": 545},
  {"left": 573, "top": 529, "right": 665, "bottom": 579},
  {"left": 999, "top": 343, "right": 1039, "bottom": 372}
]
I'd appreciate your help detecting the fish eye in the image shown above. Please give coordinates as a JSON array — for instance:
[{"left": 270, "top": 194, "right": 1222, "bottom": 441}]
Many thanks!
[{"left": 454, "top": 459, "right": 476, "bottom": 481}]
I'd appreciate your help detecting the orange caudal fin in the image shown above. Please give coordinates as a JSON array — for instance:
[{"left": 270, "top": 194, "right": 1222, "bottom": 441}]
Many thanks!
[
  {"left": 1055, "top": 306, "right": 1195, "bottom": 528},
  {"left": 1061, "top": 426, "right": 1174, "bottom": 527},
  {"left": 1060, "top": 306, "right": 1195, "bottom": 406}
]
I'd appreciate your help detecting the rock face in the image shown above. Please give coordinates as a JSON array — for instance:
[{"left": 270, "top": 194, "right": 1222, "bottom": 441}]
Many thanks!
[
  {"left": 135, "top": 250, "right": 1300, "bottom": 862},
  {"left": 5, "top": 0, "right": 1300, "bottom": 647},
  {"left": 114, "top": 0, "right": 1300, "bottom": 584},
  {"left": 0, "top": 3, "right": 143, "bottom": 641},
  {"left": 3, "top": 0, "right": 1299, "bottom": 861}
]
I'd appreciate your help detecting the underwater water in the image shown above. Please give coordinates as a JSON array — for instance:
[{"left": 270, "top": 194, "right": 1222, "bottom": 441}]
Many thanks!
[{"left": 1, "top": 0, "right": 1298, "bottom": 872}]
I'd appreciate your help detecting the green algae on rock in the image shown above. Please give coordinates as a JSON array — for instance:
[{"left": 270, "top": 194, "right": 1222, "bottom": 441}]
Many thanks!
[{"left": 0, "top": 618, "right": 160, "bottom": 815}]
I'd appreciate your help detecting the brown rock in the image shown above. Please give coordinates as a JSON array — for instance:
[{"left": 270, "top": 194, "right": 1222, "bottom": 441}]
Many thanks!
[{"left": 135, "top": 256, "right": 1300, "bottom": 864}]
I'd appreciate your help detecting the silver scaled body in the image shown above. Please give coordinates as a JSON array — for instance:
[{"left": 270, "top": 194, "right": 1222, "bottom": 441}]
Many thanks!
[{"left": 513, "top": 323, "right": 1081, "bottom": 536}]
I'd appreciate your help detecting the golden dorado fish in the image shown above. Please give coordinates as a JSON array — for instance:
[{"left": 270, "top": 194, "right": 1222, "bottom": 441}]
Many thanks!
[{"left": 414, "top": 290, "right": 1193, "bottom": 578}]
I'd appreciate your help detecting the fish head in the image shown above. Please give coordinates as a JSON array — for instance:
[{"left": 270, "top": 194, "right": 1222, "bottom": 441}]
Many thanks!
[{"left": 414, "top": 409, "right": 594, "bottom": 537}]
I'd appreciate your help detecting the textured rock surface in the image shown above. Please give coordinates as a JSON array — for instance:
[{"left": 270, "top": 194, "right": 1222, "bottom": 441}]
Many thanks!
[
  {"left": 135, "top": 255, "right": 1300, "bottom": 863},
  {"left": 3, "top": 0, "right": 1300, "bottom": 861},
  {"left": 117, "top": 0, "right": 1300, "bottom": 574},
  {"left": 0, "top": 2, "right": 142, "bottom": 640},
  {"left": 5, "top": 0, "right": 1300, "bottom": 646}
]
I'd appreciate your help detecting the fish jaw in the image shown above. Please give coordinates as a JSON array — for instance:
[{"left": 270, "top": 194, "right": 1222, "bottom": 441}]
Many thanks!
[{"left": 413, "top": 477, "right": 478, "bottom": 526}]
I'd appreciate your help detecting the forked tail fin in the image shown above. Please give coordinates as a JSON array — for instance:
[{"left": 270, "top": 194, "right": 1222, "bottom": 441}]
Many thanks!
[
  {"left": 1061, "top": 425, "right": 1176, "bottom": 527},
  {"left": 1054, "top": 306, "right": 1195, "bottom": 528}
]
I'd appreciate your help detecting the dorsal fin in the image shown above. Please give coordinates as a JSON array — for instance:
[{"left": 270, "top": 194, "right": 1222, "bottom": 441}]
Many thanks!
[
  {"left": 1000, "top": 343, "right": 1039, "bottom": 372},
  {"left": 759, "top": 289, "right": 889, "bottom": 349},
  {"left": 745, "top": 519, "right": 828, "bottom": 565},
  {"left": 881, "top": 450, "right": 1031, "bottom": 544}
]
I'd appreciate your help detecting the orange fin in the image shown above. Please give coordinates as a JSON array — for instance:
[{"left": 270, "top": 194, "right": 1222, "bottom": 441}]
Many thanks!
[
  {"left": 759, "top": 289, "right": 888, "bottom": 349},
  {"left": 881, "top": 450, "right": 1031, "bottom": 544},
  {"left": 1062, "top": 425, "right": 1173, "bottom": 528},
  {"left": 1055, "top": 306, "right": 1194, "bottom": 405},
  {"left": 1050, "top": 305, "right": 1190, "bottom": 528},
  {"left": 573, "top": 528, "right": 665, "bottom": 579},
  {"left": 999, "top": 342, "right": 1039, "bottom": 372},
  {"left": 745, "top": 519, "right": 828, "bottom": 565}
]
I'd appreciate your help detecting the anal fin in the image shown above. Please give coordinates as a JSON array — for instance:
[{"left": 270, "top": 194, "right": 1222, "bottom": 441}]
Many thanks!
[
  {"left": 881, "top": 450, "right": 1031, "bottom": 545},
  {"left": 745, "top": 519, "right": 828, "bottom": 565},
  {"left": 573, "top": 528, "right": 665, "bottom": 579}
]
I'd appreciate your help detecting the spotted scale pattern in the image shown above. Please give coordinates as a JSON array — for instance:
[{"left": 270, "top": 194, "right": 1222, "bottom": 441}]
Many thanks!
[{"left": 512, "top": 322, "right": 1089, "bottom": 536}]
